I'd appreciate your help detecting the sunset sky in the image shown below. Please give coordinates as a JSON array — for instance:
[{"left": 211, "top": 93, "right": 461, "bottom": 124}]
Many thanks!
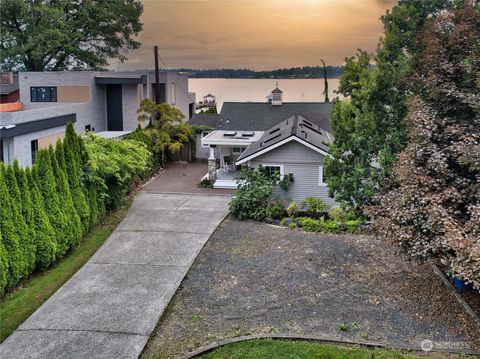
[{"left": 114, "top": 0, "right": 398, "bottom": 71}]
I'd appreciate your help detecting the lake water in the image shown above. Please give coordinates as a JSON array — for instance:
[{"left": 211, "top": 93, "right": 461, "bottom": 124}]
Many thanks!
[{"left": 188, "top": 78, "right": 341, "bottom": 111}]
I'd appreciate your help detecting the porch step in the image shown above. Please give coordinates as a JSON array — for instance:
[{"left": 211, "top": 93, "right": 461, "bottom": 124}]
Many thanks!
[{"left": 213, "top": 180, "right": 238, "bottom": 189}]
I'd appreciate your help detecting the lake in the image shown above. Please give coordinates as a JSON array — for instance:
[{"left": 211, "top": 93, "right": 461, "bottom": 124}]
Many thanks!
[{"left": 188, "top": 78, "right": 341, "bottom": 111}]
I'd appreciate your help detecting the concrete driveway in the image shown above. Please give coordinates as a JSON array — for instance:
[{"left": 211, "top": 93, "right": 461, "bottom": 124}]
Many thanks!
[{"left": 0, "top": 192, "right": 231, "bottom": 359}]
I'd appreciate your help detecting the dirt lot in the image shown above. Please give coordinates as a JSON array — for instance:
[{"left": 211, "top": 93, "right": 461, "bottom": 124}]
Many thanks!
[{"left": 141, "top": 217, "right": 480, "bottom": 358}]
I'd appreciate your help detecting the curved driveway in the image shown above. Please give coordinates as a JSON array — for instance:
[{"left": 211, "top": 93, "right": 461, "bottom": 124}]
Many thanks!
[{"left": 0, "top": 191, "right": 231, "bottom": 359}]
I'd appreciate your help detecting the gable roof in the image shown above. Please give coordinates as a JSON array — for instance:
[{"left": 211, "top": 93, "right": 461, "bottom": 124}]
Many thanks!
[
  {"left": 271, "top": 87, "right": 283, "bottom": 94},
  {"left": 189, "top": 113, "right": 223, "bottom": 128},
  {"left": 219, "top": 102, "right": 333, "bottom": 132},
  {"left": 236, "top": 114, "right": 333, "bottom": 165}
]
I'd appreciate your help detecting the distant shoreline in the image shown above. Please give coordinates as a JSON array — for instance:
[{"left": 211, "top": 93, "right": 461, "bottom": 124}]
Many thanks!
[{"left": 187, "top": 76, "right": 342, "bottom": 80}]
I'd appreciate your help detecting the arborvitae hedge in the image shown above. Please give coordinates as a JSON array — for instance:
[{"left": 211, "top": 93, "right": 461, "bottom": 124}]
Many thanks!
[
  {"left": 0, "top": 231, "right": 7, "bottom": 296},
  {"left": 0, "top": 163, "right": 23, "bottom": 288},
  {"left": 27, "top": 167, "right": 57, "bottom": 269}
]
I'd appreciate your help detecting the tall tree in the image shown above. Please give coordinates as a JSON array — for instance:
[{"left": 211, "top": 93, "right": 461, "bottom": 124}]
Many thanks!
[
  {"left": 368, "top": 2, "right": 480, "bottom": 288},
  {"left": 0, "top": 0, "right": 143, "bottom": 71},
  {"left": 0, "top": 231, "right": 7, "bottom": 296},
  {"left": 325, "top": 0, "right": 453, "bottom": 213}
]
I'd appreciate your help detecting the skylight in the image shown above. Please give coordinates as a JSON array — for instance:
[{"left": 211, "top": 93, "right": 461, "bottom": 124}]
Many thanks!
[
  {"left": 223, "top": 131, "right": 237, "bottom": 137},
  {"left": 241, "top": 131, "right": 255, "bottom": 137}
]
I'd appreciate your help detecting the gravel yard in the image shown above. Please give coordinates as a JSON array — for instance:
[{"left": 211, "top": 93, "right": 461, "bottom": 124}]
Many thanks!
[{"left": 141, "top": 216, "right": 480, "bottom": 358}]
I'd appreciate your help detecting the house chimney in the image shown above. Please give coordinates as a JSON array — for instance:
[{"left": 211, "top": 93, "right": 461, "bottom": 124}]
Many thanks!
[
  {"left": 0, "top": 72, "right": 13, "bottom": 85},
  {"left": 270, "top": 82, "right": 283, "bottom": 106}
]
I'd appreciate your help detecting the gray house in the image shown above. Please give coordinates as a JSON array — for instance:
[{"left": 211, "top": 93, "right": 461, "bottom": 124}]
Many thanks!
[
  {"left": 1, "top": 70, "right": 195, "bottom": 167},
  {"left": 195, "top": 86, "right": 336, "bottom": 204}
]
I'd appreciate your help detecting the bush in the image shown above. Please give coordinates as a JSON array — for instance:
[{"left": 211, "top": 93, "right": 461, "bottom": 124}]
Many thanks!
[
  {"left": 298, "top": 217, "right": 322, "bottom": 232},
  {"left": 345, "top": 219, "right": 362, "bottom": 234},
  {"left": 286, "top": 202, "right": 299, "bottom": 217},
  {"left": 322, "top": 219, "right": 341, "bottom": 234},
  {"left": 288, "top": 223, "right": 297, "bottom": 230},
  {"left": 300, "top": 197, "right": 328, "bottom": 216},
  {"left": 229, "top": 168, "right": 277, "bottom": 221},
  {"left": 267, "top": 197, "right": 284, "bottom": 220},
  {"left": 328, "top": 206, "right": 347, "bottom": 222}
]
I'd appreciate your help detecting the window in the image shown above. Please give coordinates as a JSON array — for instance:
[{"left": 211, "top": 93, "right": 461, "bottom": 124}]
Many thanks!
[
  {"left": 31, "top": 87, "right": 57, "bottom": 102},
  {"left": 31, "top": 140, "right": 39, "bottom": 164},
  {"left": 260, "top": 164, "right": 284, "bottom": 180},
  {"left": 171, "top": 83, "right": 176, "bottom": 105},
  {"left": 85, "top": 125, "right": 91, "bottom": 132},
  {"left": 319, "top": 165, "right": 328, "bottom": 186},
  {"left": 232, "top": 147, "right": 246, "bottom": 154},
  {"left": 201, "top": 131, "right": 211, "bottom": 147}
]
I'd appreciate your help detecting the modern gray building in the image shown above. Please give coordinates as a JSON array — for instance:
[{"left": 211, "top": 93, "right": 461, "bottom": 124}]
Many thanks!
[{"left": 1, "top": 71, "right": 195, "bottom": 167}]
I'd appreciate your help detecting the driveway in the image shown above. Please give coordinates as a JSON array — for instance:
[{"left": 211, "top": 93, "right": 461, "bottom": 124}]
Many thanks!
[
  {"left": 144, "top": 161, "right": 235, "bottom": 195},
  {"left": 0, "top": 191, "right": 231, "bottom": 359}
]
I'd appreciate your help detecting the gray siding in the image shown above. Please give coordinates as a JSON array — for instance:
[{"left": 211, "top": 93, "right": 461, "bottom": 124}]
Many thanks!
[
  {"left": 194, "top": 133, "right": 219, "bottom": 160},
  {"left": 249, "top": 141, "right": 336, "bottom": 206}
]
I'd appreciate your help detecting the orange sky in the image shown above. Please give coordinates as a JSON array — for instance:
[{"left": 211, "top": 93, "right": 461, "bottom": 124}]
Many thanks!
[{"left": 113, "top": 0, "right": 398, "bottom": 70}]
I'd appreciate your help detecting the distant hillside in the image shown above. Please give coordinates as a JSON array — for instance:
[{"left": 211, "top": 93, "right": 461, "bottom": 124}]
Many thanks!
[{"left": 175, "top": 66, "right": 344, "bottom": 79}]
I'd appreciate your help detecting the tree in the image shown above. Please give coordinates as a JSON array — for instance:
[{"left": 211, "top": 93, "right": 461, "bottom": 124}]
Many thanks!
[
  {"left": 137, "top": 99, "right": 194, "bottom": 166},
  {"left": 0, "top": 163, "right": 22, "bottom": 288},
  {"left": 368, "top": 3, "right": 480, "bottom": 289},
  {"left": 13, "top": 161, "right": 36, "bottom": 274},
  {"left": 34, "top": 148, "right": 68, "bottom": 257},
  {"left": 320, "top": 59, "right": 329, "bottom": 102},
  {"left": 51, "top": 144, "right": 82, "bottom": 248},
  {"left": 26, "top": 167, "right": 57, "bottom": 269},
  {"left": 324, "top": 0, "right": 453, "bottom": 214},
  {"left": 0, "top": 231, "right": 8, "bottom": 296},
  {"left": 0, "top": 0, "right": 143, "bottom": 71}
]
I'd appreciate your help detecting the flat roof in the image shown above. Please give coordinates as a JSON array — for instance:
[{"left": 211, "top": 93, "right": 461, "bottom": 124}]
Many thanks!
[
  {"left": 95, "top": 131, "right": 132, "bottom": 139},
  {"left": 201, "top": 130, "right": 264, "bottom": 146}
]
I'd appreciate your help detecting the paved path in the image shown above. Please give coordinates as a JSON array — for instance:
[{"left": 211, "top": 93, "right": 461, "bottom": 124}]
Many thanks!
[{"left": 0, "top": 192, "right": 231, "bottom": 359}]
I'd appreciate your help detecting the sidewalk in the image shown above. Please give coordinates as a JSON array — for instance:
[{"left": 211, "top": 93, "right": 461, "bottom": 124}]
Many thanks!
[{"left": 0, "top": 192, "right": 231, "bottom": 359}]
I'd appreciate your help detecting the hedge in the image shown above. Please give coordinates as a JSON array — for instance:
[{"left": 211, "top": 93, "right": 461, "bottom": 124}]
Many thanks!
[{"left": 0, "top": 123, "right": 152, "bottom": 296}]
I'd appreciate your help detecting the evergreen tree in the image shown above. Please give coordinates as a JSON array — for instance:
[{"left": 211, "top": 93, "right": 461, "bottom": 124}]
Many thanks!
[
  {"left": 27, "top": 167, "right": 57, "bottom": 268},
  {"left": 13, "top": 161, "right": 36, "bottom": 274},
  {"left": 50, "top": 144, "right": 82, "bottom": 249},
  {"left": 5, "top": 164, "right": 30, "bottom": 278},
  {"left": 63, "top": 128, "right": 90, "bottom": 232},
  {"left": 0, "top": 163, "right": 22, "bottom": 288},
  {"left": 0, "top": 231, "right": 8, "bottom": 296},
  {"left": 34, "top": 149, "right": 68, "bottom": 257}
]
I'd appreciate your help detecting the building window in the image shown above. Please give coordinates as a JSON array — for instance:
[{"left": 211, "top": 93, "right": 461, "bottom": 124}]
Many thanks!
[
  {"left": 31, "top": 87, "right": 57, "bottom": 102},
  {"left": 319, "top": 165, "right": 328, "bottom": 186},
  {"left": 232, "top": 147, "right": 246, "bottom": 154},
  {"left": 31, "top": 140, "right": 39, "bottom": 164},
  {"left": 201, "top": 131, "right": 211, "bottom": 147},
  {"left": 171, "top": 83, "right": 176, "bottom": 105},
  {"left": 260, "top": 164, "right": 284, "bottom": 180}
]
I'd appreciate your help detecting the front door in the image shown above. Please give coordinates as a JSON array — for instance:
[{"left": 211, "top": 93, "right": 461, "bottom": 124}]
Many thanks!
[{"left": 106, "top": 84, "right": 123, "bottom": 131}]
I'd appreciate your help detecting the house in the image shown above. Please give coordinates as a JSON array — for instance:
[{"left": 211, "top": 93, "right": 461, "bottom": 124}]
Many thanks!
[
  {"left": 0, "top": 70, "right": 195, "bottom": 167},
  {"left": 192, "top": 86, "right": 335, "bottom": 203}
]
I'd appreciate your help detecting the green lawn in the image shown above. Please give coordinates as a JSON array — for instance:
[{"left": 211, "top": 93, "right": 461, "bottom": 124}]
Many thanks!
[
  {"left": 0, "top": 196, "right": 133, "bottom": 343},
  {"left": 197, "top": 339, "right": 429, "bottom": 359}
]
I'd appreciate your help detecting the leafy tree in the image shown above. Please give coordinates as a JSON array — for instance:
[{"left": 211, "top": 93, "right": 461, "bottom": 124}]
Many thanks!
[
  {"left": 0, "top": 0, "right": 143, "bottom": 71},
  {"left": 0, "top": 163, "right": 22, "bottom": 288},
  {"left": 26, "top": 167, "right": 57, "bottom": 269},
  {"left": 51, "top": 144, "right": 82, "bottom": 248},
  {"left": 63, "top": 127, "right": 90, "bottom": 232},
  {"left": 368, "top": 3, "right": 480, "bottom": 289},
  {"left": 34, "top": 149, "right": 68, "bottom": 257},
  {"left": 13, "top": 161, "right": 36, "bottom": 274},
  {"left": 325, "top": 0, "right": 453, "bottom": 213},
  {"left": 5, "top": 164, "right": 30, "bottom": 278},
  {"left": 137, "top": 99, "right": 194, "bottom": 166}
]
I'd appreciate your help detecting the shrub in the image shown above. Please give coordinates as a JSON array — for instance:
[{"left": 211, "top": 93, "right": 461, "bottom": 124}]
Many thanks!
[
  {"left": 328, "top": 206, "right": 347, "bottom": 222},
  {"left": 345, "top": 219, "right": 362, "bottom": 234},
  {"left": 229, "top": 168, "right": 277, "bottom": 221},
  {"left": 298, "top": 217, "right": 322, "bottom": 232},
  {"left": 300, "top": 197, "right": 328, "bottom": 215},
  {"left": 288, "top": 223, "right": 297, "bottom": 230},
  {"left": 322, "top": 219, "right": 341, "bottom": 234},
  {"left": 0, "top": 232, "right": 7, "bottom": 296},
  {"left": 267, "top": 197, "right": 284, "bottom": 220},
  {"left": 286, "top": 202, "right": 299, "bottom": 218}
]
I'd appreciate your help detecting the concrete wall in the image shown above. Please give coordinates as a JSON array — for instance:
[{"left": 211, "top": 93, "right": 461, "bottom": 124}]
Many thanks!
[
  {"left": 249, "top": 141, "right": 337, "bottom": 206},
  {"left": 121, "top": 84, "right": 140, "bottom": 131}
]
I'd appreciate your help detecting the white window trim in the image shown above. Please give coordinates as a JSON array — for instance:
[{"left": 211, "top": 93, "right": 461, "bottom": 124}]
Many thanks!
[
  {"left": 201, "top": 131, "right": 211, "bottom": 147},
  {"left": 259, "top": 163, "right": 284, "bottom": 180},
  {"left": 319, "top": 165, "right": 327, "bottom": 186}
]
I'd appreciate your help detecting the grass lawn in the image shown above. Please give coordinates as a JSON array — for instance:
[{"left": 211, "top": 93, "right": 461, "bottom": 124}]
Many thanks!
[
  {"left": 0, "top": 195, "right": 133, "bottom": 343},
  {"left": 197, "top": 339, "right": 429, "bottom": 359}
]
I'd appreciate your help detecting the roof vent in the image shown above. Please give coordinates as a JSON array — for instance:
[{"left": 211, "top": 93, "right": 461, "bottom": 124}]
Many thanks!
[
  {"left": 224, "top": 131, "right": 237, "bottom": 137},
  {"left": 264, "top": 133, "right": 281, "bottom": 143},
  {"left": 269, "top": 128, "right": 280, "bottom": 135}
]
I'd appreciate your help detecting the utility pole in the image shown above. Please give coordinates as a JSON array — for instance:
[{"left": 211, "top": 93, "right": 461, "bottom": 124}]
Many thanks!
[
  {"left": 320, "top": 59, "right": 330, "bottom": 103},
  {"left": 154, "top": 46, "right": 161, "bottom": 105}
]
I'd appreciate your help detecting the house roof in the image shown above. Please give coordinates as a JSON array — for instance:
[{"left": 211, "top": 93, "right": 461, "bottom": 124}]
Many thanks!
[
  {"left": 219, "top": 102, "right": 333, "bottom": 132},
  {"left": 189, "top": 113, "right": 223, "bottom": 128},
  {"left": 271, "top": 87, "right": 283, "bottom": 94},
  {"left": 236, "top": 114, "right": 333, "bottom": 165},
  {"left": 0, "top": 75, "right": 19, "bottom": 96}
]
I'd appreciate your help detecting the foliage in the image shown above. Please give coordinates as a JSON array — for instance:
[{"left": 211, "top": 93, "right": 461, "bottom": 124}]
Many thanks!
[
  {"left": 84, "top": 133, "right": 151, "bottom": 210},
  {"left": 229, "top": 167, "right": 277, "bottom": 220},
  {"left": 345, "top": 220, "right": 362, "bottom": 234},
  {"left": 137, "top": 99, "right": 194, "bottom": 166},
  {"left": 0, "top": 0, "right": 143, "bottom": 71},
  {"left": 278, "top": 173, "right": 294, "bottom": 191},
  {"left": 368, "top": 3, "right": 480, "bottom": 289},
  {"left": 328, "top": 206, "right": 347, "bottom": 222},
  {"left": 325, "top": 0, "right": 453, "bottom": 214},
  {"left": 203, "top": 105, "right": 218, "bottom": 114},
  {"left": 299, "top": 196, "right": 328, "bottom": 215},
  {"left": 286, "top": 202, "right": 299, "bottom": 218},
  {"left": 267, "top": 198, "right": 285, "bottom": 220},
  {"left": 297, "top": 217, "right": 323, "bottom": 232}
]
